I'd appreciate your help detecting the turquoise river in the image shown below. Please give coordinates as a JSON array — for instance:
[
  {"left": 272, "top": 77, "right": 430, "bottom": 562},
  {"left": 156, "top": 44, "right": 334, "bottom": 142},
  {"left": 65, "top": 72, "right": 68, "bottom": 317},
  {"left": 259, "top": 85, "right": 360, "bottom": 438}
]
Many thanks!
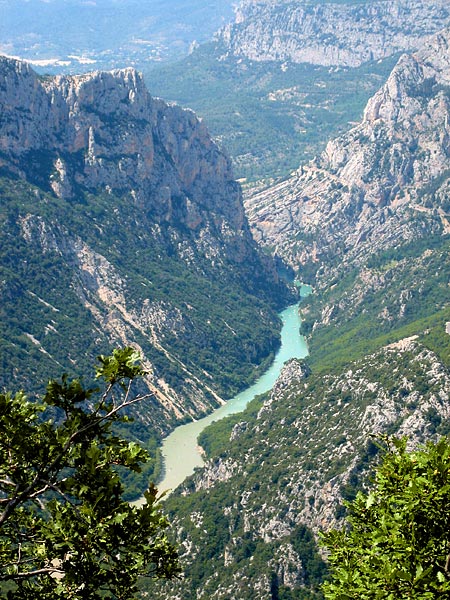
[{"left": 157, "top": 301, "right": 309, "bottom": 494}]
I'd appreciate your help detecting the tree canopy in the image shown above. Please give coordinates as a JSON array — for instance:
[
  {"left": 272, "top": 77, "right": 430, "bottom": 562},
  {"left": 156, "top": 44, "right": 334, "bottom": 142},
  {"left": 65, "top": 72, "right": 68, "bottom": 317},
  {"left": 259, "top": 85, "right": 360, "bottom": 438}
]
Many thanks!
[
  {"left": 322, "top": 436, "right": 450, "bottom": 599},
  {"left": 0, "top": 347, "right": 180, "bottom": 599}
]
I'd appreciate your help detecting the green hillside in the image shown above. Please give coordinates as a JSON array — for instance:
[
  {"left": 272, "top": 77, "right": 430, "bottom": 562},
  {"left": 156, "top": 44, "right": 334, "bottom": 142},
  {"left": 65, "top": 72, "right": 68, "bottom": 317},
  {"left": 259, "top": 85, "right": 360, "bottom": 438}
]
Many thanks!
[
  {"left": 301, "top": 236, "right": 450, "bottom": 373},
  {"left": 147, "top": 231, "right": 450, "bottom": 597},
  {"left": 145, "top": 46, "right": 397, "bottom": 188},
  {"left": 0, "top": 173, "right": 289, "bottom": 498}
]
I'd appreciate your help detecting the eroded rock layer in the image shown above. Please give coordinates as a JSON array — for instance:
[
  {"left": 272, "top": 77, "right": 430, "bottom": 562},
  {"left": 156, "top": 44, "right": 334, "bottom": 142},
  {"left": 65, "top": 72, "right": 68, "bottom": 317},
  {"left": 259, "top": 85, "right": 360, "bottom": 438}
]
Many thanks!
[
  {"left": 219, "top": 0, "right": 450, "bottom": 67},
  {"left": 0, "top": 56, "right": 289, "bottom": 435},
  {"left": 246, "top": 28, "right": 450, "bottom": 280}
]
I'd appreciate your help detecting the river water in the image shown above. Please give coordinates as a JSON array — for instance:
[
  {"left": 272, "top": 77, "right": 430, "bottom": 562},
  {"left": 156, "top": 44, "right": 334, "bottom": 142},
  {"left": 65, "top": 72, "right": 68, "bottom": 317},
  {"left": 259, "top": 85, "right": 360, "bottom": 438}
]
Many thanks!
[{"left": 157, "top": 301, "right": 309, "bottom": 494}]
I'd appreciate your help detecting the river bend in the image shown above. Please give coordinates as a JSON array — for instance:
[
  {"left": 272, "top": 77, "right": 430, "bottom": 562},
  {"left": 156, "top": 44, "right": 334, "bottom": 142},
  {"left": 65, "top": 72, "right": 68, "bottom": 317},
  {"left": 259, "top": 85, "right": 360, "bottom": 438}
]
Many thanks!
[{"left": 157, "top": 302, "right": 308, "bottom": 494}]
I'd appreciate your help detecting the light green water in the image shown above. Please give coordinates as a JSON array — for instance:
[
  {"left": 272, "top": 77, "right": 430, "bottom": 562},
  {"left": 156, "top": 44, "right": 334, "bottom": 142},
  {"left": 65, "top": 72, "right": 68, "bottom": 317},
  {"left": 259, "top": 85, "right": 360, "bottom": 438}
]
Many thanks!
[{"left": 157, "top": 301, "right": 309, "bottom": 494}]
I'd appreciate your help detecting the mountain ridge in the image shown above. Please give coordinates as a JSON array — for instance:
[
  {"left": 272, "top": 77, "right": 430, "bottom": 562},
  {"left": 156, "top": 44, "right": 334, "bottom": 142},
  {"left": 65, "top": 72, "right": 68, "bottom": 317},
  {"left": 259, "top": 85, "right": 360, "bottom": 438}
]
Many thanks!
[
  {"left": 0, "top": 56, "right": 290, "bottom": 464},
  {"left": 218, "top": 0, "right": 450, "bottom": 67},
  {"left": 245, "top": 27, "right": 450, "bottom": 281}
]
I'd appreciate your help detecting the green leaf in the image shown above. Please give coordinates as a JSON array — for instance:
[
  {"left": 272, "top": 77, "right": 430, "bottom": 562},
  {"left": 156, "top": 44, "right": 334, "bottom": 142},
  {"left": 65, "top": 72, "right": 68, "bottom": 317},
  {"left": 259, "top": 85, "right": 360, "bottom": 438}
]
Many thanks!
[
  {"left": 365, "top": 492, "right": 376, "bottom": 509},
  {"left": 0, "top": 349, "right": 180, "bottom": 598}
]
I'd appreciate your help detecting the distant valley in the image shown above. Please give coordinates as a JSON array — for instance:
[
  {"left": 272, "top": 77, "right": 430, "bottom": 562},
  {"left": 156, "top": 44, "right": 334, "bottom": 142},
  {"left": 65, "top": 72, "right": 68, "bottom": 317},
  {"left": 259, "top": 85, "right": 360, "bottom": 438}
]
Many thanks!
[
  {"left": 0, "top": 0, "right": 235, "bottom": 70},
  {"left": 146, "top": 0, "right": 450, "bottom": 189},
  {"left": 145, "top": 47, "right": 398, "bottom": 190}
]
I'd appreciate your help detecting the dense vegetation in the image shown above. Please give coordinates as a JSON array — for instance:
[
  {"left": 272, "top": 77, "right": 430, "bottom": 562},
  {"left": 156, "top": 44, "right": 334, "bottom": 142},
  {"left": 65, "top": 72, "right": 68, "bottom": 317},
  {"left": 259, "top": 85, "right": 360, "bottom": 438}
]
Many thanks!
[
  {"left": 0, "top": 173, "right": 283, "bottom": 400},
  {"left": 300, "top": 236, "right": 450, "bottom": 374},
  {"left": 145, "top": 46, "right": 397, "bottom": 188},
  {"left": 150, "top": 326, "right": 450, "bottom": 598},
  {"left": 0, "top": 171, "right": 288, "bottom": 498},
  {"left": 323, "top": 437, "right": 450, "bottom": 599},
  {"left": 0, "top": 348, "right": 179, "bottom": 599}
]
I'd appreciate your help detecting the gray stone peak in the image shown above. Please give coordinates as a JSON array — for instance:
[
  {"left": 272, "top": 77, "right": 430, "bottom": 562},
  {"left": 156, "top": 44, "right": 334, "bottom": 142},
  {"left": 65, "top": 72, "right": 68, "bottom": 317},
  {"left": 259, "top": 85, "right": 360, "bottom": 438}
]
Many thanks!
[
  {"left": 245, "top": 26, "right": 450, "bottom": 275},
  {"left": 0, "top": 55, "right": 246, "bottom": 231}
]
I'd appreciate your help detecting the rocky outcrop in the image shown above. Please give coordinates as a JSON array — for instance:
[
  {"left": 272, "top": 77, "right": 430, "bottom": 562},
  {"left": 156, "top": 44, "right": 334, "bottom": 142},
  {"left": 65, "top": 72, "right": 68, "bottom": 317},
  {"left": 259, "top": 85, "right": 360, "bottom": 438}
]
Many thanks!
[
  {"left": 245, "top": 27, "right": 450, "bottom": 278},
  {"left": 0, "top": 58, "right": 244, "bottom": 233},
  {"left": 192, "top": 339, "right": 450, "bottom": 530},
  {"left": 0, "top": 55, "right": 289, "bottom": 435},
  {"left": 218, "top": 0, "right": 450, "bottom": 67}
]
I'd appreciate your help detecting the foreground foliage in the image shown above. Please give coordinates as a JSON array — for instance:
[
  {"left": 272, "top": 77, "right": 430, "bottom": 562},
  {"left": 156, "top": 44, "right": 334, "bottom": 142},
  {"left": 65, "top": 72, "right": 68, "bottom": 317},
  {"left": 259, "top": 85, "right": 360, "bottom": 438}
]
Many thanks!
[
  {"left": 322, "top": 437, "right": 450, "bottom": 599},
  {"left": 0, "top": 348, "right": 179, "bottom": 599}
]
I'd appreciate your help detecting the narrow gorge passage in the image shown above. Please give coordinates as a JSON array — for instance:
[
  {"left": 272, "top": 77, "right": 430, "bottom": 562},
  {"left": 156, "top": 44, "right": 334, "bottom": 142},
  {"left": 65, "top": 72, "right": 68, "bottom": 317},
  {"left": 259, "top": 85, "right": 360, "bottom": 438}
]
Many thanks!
[{"left": 157, "top": 300, "right": 309, "bottom": 495}]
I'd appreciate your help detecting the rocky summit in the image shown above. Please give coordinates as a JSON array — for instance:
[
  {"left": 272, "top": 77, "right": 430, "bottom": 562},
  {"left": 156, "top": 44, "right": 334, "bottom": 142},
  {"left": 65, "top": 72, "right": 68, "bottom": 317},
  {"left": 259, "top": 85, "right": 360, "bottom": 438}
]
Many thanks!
[
  {"left": 245, "top": 27, "right": 450, "bottom": 282},
  {"left": 0, "top": 58, "right": 244, "bottom": 231},
  {"left": 0, "top": 56, "right": 290, "bottom": 443}
]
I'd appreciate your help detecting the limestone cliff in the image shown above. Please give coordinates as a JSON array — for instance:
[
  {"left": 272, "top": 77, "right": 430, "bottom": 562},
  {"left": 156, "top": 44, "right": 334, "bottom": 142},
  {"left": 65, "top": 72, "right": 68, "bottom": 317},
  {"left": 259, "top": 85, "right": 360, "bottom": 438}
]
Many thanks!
[
  {"left": 245, "top": 27, "right": 450, "bottom": 279},
  {"left": 218, "top": 0, "right": 450, "bottom": 67},
  {"left": 0, "top": 56, "right": 290, "bottom": 438},
  {"left": 0, "top": 59, "right": 245, "bottom": 232}
]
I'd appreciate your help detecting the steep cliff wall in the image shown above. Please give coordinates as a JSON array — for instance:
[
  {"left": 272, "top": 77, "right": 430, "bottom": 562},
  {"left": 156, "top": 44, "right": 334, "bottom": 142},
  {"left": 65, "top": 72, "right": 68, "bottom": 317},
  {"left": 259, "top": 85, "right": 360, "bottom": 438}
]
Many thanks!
[
  {"left": 246, "top": 28, "right": 450, "bottom": 278},
  {"left": 0, "top": 59, "right": 245, "bottom": 232},
  {"left": 0, "top": 56, "right": 290, "bottom": 439},
  {"left": 218, "top": 0, "right": 450, "bottom": 67}
]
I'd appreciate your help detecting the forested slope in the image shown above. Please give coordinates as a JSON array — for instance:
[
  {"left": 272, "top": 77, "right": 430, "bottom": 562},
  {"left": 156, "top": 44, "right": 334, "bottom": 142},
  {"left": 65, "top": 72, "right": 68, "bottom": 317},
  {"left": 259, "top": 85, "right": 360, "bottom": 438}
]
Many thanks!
[{"left": 0, "top": 56, "right": 291, "bottom": 494}]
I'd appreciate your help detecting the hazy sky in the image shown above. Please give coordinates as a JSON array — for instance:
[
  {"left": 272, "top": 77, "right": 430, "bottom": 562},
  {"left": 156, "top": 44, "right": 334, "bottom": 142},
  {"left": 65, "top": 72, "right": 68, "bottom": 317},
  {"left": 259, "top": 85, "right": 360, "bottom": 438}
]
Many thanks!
[{"left": 0, "top": 0, "right": 236, "bottom": 70}]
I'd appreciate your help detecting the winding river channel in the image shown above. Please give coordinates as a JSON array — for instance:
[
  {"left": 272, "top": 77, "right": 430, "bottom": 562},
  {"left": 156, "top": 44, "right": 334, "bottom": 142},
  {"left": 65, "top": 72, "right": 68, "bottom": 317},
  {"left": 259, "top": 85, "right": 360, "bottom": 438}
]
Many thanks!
[{"left": 157, "top": 300, "right": 309, "bottom": 494}]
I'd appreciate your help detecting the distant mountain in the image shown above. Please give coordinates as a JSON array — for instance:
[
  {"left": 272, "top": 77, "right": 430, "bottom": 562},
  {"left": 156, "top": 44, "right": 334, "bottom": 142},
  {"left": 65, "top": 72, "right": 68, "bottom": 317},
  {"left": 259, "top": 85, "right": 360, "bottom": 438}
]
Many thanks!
[
  {"left": 218, "top": 0, "right": 450, "bottom": 67},
  {"left": 0, "top": 0, "right": 235, "bottom": 71},
  {"left": 0, "top": 56, "right": 290, "bottom": 475},
  {"left": 145, "top": 0, "right": 450, "bottom": 189}
]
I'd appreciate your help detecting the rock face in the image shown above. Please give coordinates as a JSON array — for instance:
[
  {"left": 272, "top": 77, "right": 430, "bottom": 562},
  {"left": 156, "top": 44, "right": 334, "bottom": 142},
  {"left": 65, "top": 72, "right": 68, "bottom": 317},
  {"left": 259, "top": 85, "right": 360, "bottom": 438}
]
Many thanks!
[
  {"left": 218, "top": 0, "right": 450, "bottom": 67},
  {"left": 0, "top": 59, "right": 244, "bottom": 233},
  {"left": 245, "top": 27, "right": 450, "bottom": 278},
  {"left": 0, "top": 56, "right": 289, "bottom": 436}
]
